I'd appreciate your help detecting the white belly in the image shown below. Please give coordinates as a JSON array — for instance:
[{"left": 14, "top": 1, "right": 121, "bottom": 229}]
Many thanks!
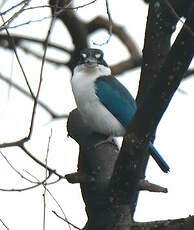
[
  {"left": 71, "top": 65, "right": 126, "bottom": 136},
  {"left": 78, "top": 94, "right": 125, "bottom": 136}
]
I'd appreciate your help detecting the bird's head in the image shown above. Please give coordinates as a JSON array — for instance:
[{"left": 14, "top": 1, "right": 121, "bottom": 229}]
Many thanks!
[
  {"left": 78, "top": 48, "right": 108, "bottom": 68},
  {"left": 72, "top": 48, "right": 111, "bottom": 77},
  {"left": 73, "top": 48, "right": 110, "bottom": 71}
]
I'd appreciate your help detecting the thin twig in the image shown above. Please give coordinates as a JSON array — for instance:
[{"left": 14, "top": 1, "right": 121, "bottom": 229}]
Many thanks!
[
  {"left": 0, "top": 137, "right": 28, "bottom": 148},
  {"left": 21, "top": 0, "right": 97, "bottom": 13},
  {"left": 47, "top": 186, "right": 72, "bottom": 230},
  {"left": 0, "top": 14, "right": 69, "bottom": 147},
  {"left": 0, "top": 74, "right": 68, "bottom": 119},
  {"left": 93, "top": 0, "right": 112, "bottom": 46},
  {"left": 27, "top": 9, "right": 55, "bottom": 140},
  {"left": 0, "top": 170, "right": 52, "bottom": 192},
  {"left": 19, "top": 145, "right": 64, "bottom": 179},
  {"left": 0, "top": 7, "right": 59, "bottom": 152},
  {"left": 8, "top": 16, "right": 50, "bottom": 29},
  {"left": 0, "top": 218, "right": 10, "bottom": 230},
  {"left": 45, "top": 129, "right": 52, "bottom": 171},
  {"left": 43, "top": 182, "right": 47, "bottom": 230},
  {"left": 52, "top": 211, "right": 81, "bottom": 230},
  {"left": 0, "top": 0, "right": 30, "bottom": 30},
  {"left": 0, "top": 0, "right": 27, "bottom": 16},
  {"left": 0, "top": 149, "right": 57, "bottom": 192},
  {"left": 0, "top": 151, "right": 36, "bottom": 184},
  {"left": 42, "top": 8, "right": 72, "bottom": 229},
  {"left": 20, "top": 45, "right": 69, "bottom": 67},
  {"left": 26, "top": 169, "right": 72, "bottom": 230},
  {"left": 43, "top": 129, "right": 52, "bottom": 230},
  {"left": 54, "top": 0, "right": 96, "bottom": 16},
  {"left": 0, "top": 1, "right": 97, "bottom": 30},
  {"left": 23, "top": 169, "right": 61, "bottom": 186},
  {"left": 88, "top": 16, "right": 141, "bottom": 63},
  {"left": 0, "top": 13, "right": 34, "bottom": 97},
  {"left": 0, "top": 33, "right": 72, "bottom": 53},
  {"left": 105, "top": 0, "right": 113, "bottom": 42},
  {"left": 0, "top": 184, "right": 40, "bottom": 192}
]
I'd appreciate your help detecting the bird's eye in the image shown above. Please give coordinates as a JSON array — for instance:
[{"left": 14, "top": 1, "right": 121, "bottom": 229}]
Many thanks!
[
  {"left": 81, "top": 53, "right": 87, "bottom": 59},
  {"left": 95, "top": 53, "right": 101, "bottom": 59}
]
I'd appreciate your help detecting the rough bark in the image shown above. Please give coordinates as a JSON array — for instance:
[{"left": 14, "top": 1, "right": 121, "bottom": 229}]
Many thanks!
[{"left": 66, "top": 1, "right": 194, "bottom": 230}]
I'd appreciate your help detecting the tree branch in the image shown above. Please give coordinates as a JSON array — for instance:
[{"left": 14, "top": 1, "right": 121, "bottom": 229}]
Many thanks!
[
  {"left": 87, "top": 16, "right": 142, "bottom": 75},
  {"left": 0, "top": 34, "right": 72, "bottom": 53},
  {"left": 0, "top": 73, "right": 68, "bottom": 119},
  {"left": 131, "top": 215, "right": 194, "bottom": 230},
  {"left": 109, "top": 0, "right": 194, "bottom": 213}
]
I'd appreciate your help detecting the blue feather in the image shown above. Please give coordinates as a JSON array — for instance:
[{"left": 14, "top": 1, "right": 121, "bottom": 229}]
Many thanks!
[
  {"left": 149, "top": 143, "right": 170, "bottom": 172},
  {"left": 95, "top": 76, "right": 136, "bottom": 127},
  {"left": 95, "top": 75, "right": 169, "bottom": 173}
]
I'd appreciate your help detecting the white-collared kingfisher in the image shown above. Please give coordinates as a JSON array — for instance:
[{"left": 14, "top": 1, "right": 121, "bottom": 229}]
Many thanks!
[{"left": 71, "top": 48, "right": 170, "bottom": 173}]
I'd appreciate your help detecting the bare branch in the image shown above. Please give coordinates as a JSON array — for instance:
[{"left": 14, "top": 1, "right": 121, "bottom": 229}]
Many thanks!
[
  {"left": 137, "top": 179, "right": 168, "bottom": 193},
  {"left": 20, "top": 45, "right": 69, "bottom": 67},
  {"left": 0, "top": 73, "right": 68, "bottom": 119},
  {"left": 0, "top": 34, "right": 72, "bottom": 53},
  {"left": 131, "top": 215, "right": 194, "bottom": 230},
  {"left": 184, "top": 68, "right": 194, "bottom": 79},
  {"left": 88, "top": 16, "right": 141, "bottom": 59},
  {"left": 43, "top": 129, "right": 52, "bottom": 230},
  {"left": 0, "top": 180, "right": 46, "bottom": 192},
  {"left": 50, "top": 0, "right": 88, "bottom": 54},
  {"left": 111, "top": 58, "right": 142, "bottom": 76},
  {"left": 52, "top": 211, "right": 81, "bottom": 230},
  {"left": 0, "top": 13, "right": 34, "bottom": 97},
  {"left": 27, "top": 15, "right": 55, "bottom": 141},
  {"left": 19, "top": 145, "right": 64, "bottom": 179},
  {"left": 0, "top": 14, "right": 68, "bottom": 149},
  {"left": 0, "top": 0, "right": 30, "bottom": 30},
  {"left": 0, "top": 168, "right": 53, "bottom": 192},
  {"left": 0, "top": 0, "right": 27, "bottom": 17},
  {"left": 0, "top": 150, "right": 58, "bottom": 192},
  {"left": 0, "top": 151, "right": 36, "bottom": 183},
  {"left": 65, "top": 172, "right": 95, "bottom": 184},
  {"left": 0, "top": 218, "right": 10, "bottom": 230},
  {"left": 42, "top": 184, "right": 72, "bottom": 230},
  {"left": 93, "top": 0, "right": 113, "bottom": 46},
  {"left": 0, "top": 137, "right": 29, "bottom": 148},
  {"left": 21, "top": 0, "right": 97, "bottom": 13},
  {"left": 88, "top": 16, "right": 142, "bottom": 75}
]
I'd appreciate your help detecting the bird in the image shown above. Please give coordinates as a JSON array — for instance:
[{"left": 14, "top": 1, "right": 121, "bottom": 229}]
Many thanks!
[{"left": 71, "top": 48, "right": 170, "bottom": 173}]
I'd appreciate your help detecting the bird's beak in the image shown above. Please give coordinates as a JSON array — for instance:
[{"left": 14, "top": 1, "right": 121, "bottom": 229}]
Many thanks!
[{"left": 84, "top": 57, "right": 98, "bottom": 67}]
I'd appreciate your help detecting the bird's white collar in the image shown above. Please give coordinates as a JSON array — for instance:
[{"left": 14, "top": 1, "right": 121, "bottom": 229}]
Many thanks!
[{"left": 73, "top": 64, "right": 111, "bottom": 79}]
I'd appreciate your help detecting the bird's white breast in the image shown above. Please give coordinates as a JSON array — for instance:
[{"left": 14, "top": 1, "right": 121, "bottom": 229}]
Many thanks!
[{"left": 71, "top": 64, "right": 126, "bottom": 136}]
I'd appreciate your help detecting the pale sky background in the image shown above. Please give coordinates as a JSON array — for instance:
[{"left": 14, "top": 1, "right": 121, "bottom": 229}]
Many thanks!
[{"left": 0, "top": 1, "right": 194, "bottom": 230}]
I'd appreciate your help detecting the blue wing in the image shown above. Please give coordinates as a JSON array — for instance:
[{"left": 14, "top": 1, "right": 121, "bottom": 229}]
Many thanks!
[
  {"left": 95, "top": 75, "right": 170, "bottom": 173},
  {"left": 95, "top": 76, "right": 137, "bottom": 128}
]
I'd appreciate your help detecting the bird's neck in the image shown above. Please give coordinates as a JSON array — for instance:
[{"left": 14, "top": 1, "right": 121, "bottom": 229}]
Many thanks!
[{"left": 73, "top": 64, "right": 111, "bottom": 81}]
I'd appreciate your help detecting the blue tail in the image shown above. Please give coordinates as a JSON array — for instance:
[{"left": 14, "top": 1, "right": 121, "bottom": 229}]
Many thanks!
[{"left": 148, "top": 142, "right": 170, "bottom": 173}]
